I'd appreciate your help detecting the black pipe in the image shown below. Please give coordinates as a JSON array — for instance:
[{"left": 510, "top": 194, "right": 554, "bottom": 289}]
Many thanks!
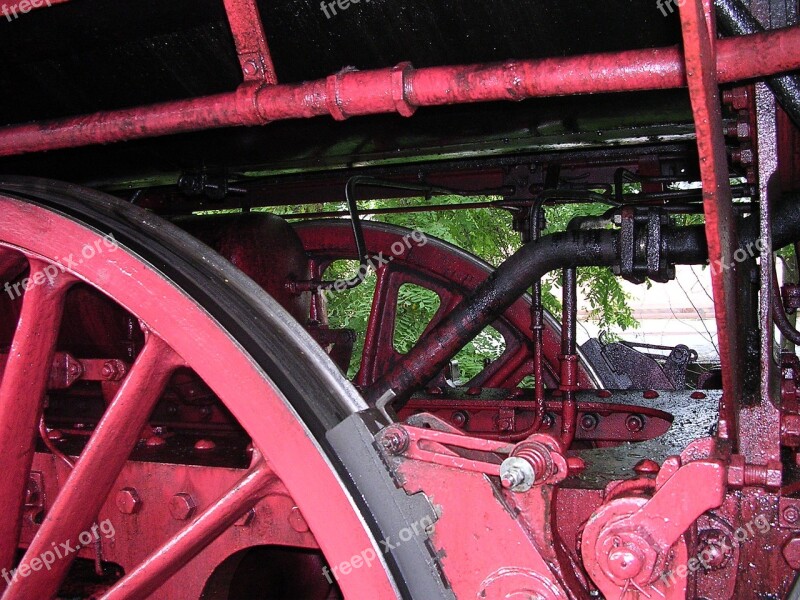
[
  {"left": 560, "top": 266, "right": 578, "bottom": 446},
  {"left": 773, "top": 267, "right": 800, "bottom": 345},
  {"left": 715, "top": 0, "right": 800, "bottom": 128},
  {"left": 365, "top": 193, "right": 800, "bottom": 404}
]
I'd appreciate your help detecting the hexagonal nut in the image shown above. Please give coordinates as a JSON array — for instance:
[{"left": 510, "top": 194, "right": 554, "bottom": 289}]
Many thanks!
[
  {"left": 169, "top": 493, "right": 197, "bottom": 521},
  {"left": 766, "top": 460, "right": 783, "bottom": 490},
  {"left": 727, "top": 455, "right": 745, "bottom": 488},
  {"left": 116, "top": 488, "right": 142, "bottom": 515}
]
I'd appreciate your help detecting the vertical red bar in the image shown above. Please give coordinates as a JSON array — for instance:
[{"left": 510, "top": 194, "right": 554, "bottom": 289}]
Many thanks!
[
  {"left": 222, "top": 0, "right": 277, "bottom": 84},
  {"left": 679, "top": 0, "right": 744, "bottom": 441}
]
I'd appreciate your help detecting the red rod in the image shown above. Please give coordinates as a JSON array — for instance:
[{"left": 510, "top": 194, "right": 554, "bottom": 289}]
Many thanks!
[
  {"left": 1, "top": 27, "right": 799, "bottom": 157},
  {"left": 222, "top": 0, "right": 278, "bottom": 84}
]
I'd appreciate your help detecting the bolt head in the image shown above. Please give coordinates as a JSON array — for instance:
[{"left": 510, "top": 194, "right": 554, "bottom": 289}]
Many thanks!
[
  {"left": 145, "top": 435, "right": 166, "bottom": 448},
  {"left": 116, "top": 488, "right": 142, "bottom": 515},
  {"left": 451, "top": 411, "right": 468, "bottom": 427},
  {"left": 169, "top": 493, "right": 197, "bottom": 521},
  {"left": 697, "top": 529, "right": 732, "bottom": 570},
  {"left": 243, "top": 59, "right": 259, "bottom": 77},
  {"left": 380, "top": 426, "right": 410, "bottom": 455}
]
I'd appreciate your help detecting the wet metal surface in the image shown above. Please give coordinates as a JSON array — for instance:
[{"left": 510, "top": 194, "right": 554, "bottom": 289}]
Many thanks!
[{"left": 568, "top": 389, "right": 721, "bottom": 488}]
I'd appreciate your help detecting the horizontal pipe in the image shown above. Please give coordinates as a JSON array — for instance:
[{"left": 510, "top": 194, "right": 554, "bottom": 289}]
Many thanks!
[
  {"left": 715, "top": 0, "right": 800, "bottom": 127},
  {"left": 1, "top": 27, "right": 800, "bottom": 157},
  {"left": 365, "top": 193, "right": 800, "bottom": 404}
]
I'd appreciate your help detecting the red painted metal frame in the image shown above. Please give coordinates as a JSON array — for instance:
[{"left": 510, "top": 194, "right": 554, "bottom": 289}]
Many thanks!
[
  {"left": 222, "top": 0, "right": 278, "bottom": 84},
  {"left": 679, "top": 0, "right": 743, "bottom": 442},
  {"left": 1, "top": 27, "right": 800, "bottom": 157},
  {"left": 0, "top": 196, "right": 400, "bottom": 599}
]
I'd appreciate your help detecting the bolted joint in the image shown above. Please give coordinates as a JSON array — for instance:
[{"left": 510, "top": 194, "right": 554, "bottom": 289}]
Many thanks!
[
  {"left": 727, "top": 455, "right": 782, "bottom": 490},
  {"left": 499, "top": 456, "right": 536, "bottom": 492},
  {"left": 499, "top": 438, "right": 562, "bottom": 492},
  {"left": 169, "top": 493, "right": 197, "bottom": 521},
  {"left": 697, "top": 529, "right": 733, "bottom": 570},
  {"left": 116, "top": 488, "right": 142, "bottom": 515},
  {"left": 783, "top": 283, "right": 800, "bottom": 314},
  {"left": 378, "top": 425, "right": 410, "bottom": 456}
]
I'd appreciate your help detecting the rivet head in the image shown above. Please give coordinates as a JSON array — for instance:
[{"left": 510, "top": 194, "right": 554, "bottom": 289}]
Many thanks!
[
  {"left": 289, "top": 507, "right": 309, "bottom": 532},
  {"left": 634, "top": 459, "right": 660, "bottom": 474},
  {"left": 194, "top": 439, "right": 216, "bottom": 451}
]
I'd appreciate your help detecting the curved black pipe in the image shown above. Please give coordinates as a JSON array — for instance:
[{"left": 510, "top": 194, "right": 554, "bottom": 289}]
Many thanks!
[
  {"left": 715, "top": 0, "right": 800, "bottom": 128},
  {"left": 366, "top": 194, "right": 800, "bottom": 404}
]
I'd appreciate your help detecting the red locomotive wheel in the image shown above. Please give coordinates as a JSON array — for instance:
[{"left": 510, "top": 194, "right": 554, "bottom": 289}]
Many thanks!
[
  {"left": 0, "top": 178, "right": 446, "bottom": 600},
  {"left": 294, "top": 219, "right": 599, "bottom": 391}
]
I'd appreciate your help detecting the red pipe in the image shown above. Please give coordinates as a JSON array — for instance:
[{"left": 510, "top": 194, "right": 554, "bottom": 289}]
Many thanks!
[{"left": 1, "top": 27, "right": 799, "bottom": 157}]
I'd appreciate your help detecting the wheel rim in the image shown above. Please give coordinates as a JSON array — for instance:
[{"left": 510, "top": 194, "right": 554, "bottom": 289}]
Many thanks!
[{"left": 0, "top": 178, "right": 410, "bottom": 600}]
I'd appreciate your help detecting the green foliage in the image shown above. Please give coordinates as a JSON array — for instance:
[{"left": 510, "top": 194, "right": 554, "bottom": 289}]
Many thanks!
[
  {"left": 540, "top": 202, "right": 637, "bottom": 332},
  {"left": 392, "top": 284, "right": 442, "bottom": 354}
]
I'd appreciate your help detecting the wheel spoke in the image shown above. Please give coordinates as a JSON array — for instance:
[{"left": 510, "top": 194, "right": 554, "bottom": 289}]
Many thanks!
[
  {"left": 100, "top": 461, "right": 276, "bottom": 600},
  {"left": 355, "top": 265, "right": 396, "bottom": 387},
  {"left": 0, "top": 259, "right": 71, "bottom": 577},
  {"left": 3, "top": 333, "right": 183, "bottom": 600}
]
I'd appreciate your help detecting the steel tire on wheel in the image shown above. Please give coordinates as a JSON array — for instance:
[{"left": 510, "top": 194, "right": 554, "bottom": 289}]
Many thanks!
[{"left": 0, "top": 177, "right": 449, "bottom": 600}]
